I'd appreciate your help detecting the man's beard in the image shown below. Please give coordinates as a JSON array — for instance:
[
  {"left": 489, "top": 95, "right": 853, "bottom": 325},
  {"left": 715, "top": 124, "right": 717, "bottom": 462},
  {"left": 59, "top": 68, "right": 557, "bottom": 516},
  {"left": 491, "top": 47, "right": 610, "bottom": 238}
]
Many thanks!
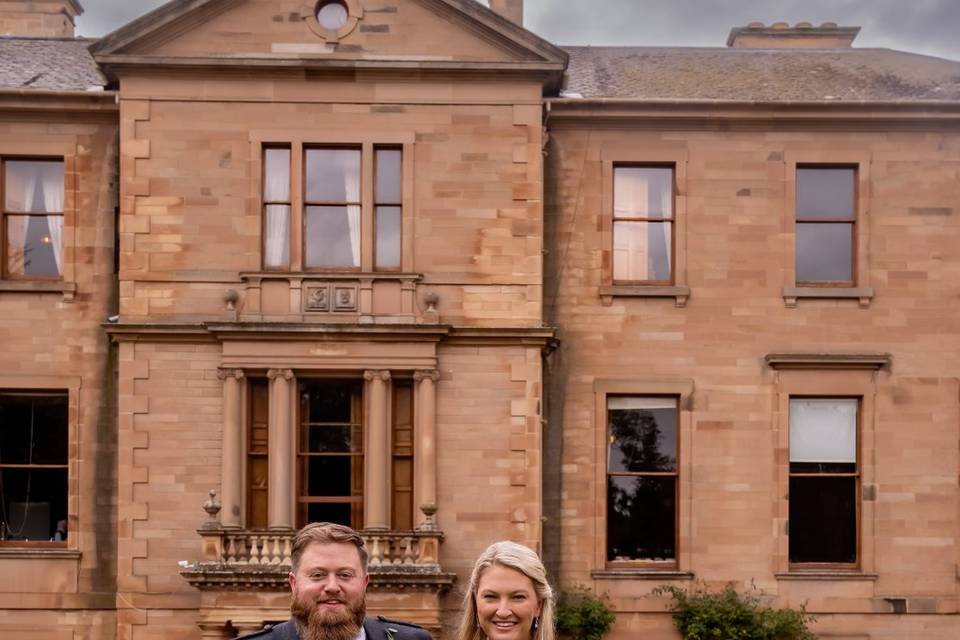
[{"left": 291, "top": 591, "right": 366, "bottom": 640}]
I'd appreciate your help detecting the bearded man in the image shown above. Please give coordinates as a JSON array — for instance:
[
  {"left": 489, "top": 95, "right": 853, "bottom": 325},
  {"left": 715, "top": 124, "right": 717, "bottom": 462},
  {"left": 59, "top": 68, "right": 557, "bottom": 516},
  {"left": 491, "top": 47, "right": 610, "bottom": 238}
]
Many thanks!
[{"left": 239, "top": 522, "right": 432, "bottom": 640}]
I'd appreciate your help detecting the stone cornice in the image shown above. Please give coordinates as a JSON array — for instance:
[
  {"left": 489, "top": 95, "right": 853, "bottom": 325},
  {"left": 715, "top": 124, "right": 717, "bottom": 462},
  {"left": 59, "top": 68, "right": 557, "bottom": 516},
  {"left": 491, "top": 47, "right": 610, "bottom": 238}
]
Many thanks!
[
  {"left": 107, "top": 322, "right": 557, "bottom": 347},
  {"left": 0, "top": 89, "right": 117, "bottom": 115},
  {"left": 546, "top": 99, "right": 960, "bottom": 130},
  {"left": 765, "top": 353, "right": 892, "bottom": 370},
  {"left": 180, "top": 564, "right": 456, "bottom": 592}
]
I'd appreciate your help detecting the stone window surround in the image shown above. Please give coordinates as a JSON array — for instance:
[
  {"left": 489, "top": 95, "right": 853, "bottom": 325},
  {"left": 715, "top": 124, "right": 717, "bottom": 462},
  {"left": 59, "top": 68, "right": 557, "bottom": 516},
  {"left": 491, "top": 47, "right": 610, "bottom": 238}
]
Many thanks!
[
  {"left": 217, "top": 366, "right": 438, "bottom": 532},
  {"left": 768, "top": 355, "right": 885, "bottom": 580},
  {"left": 599, "top": 148, "right": 690, "bottom": 308},
  {"left": 592, "top": 378, "right": 694, "bottom": 576},
  {"left": 0, "top": 141, "right": 79, "bottom": 301},
  {"left": 250, "top": 130, "right": 415, "bottom": 276},
  {"left": 0, "top": 374, "right": 80, "bottom": 554},
  {"left": 782, "top": 150, "right": 874, "bottom": 308}
]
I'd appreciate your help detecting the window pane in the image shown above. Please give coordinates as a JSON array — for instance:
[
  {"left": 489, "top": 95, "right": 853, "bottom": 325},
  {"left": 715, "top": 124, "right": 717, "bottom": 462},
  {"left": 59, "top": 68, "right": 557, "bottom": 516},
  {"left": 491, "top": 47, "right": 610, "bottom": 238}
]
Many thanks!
[
  {"left": 607, "top": 476, "right": 676, "bottom": 562},
  {"left": 263, "top": 205, "right": 290, "bottom": 269},
  {"left": 6, "top": 215, "right": 62, "bottom": 277},
  {"left": 305, "top": 206, "right": 361, "bottom": 268},
  {"left": 614, "top": 167, "right": 672, "bottom": 219},
  {"left": 263, "top": 148, "right": 290, "bottom": 202},
  {"left": 789, "top": 476, "right": 857, "bottom": 564},
  {"left": 306, "top": 456, "right": 354, "bottom": 496},
  {"left": 0, "top": 468, "right": 68, "bottom": 541},
  {"left": 305, "top": 149, "right": 360, "bottom": 203},
  {"left": 304, "top": 426, "right": 352, "bottom": 453},
  {"left": 375, "top": 206, "right": 401, "bottom": 269},
  {"left": 608, "top": 397, "right": 676, "bottom": 473},
  {"left": 797, "top": 168, "right": 854, "bottom": 220},
  {"left": 613, "top": 221, "right": 672, "bottom": 282},
  {"left": 307, "top": 502, "right": 351, "bottom": 527},
  {"left": 5, "top": 160, "right": 63, "bottom": 212},
  {"left": 796, "top": 222, "right": 852, "bottom": 283},
  {"left": 375, "top": 149, "right": 402, "bottom": 203},
  {"left": 790, "top": 398, "right": 857, "bottom": 464},
  {"left": 0, "top": 394, "right": 68, "bottom": 465},
  {"left": 302, "top": 381, "right": 357, "bottom": 423}
]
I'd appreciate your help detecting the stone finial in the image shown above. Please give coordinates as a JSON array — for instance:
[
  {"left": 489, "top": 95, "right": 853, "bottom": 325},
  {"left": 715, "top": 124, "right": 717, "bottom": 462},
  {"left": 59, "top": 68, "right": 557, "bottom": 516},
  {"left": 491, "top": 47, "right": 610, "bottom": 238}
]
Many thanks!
[{"left": 202, "top": 490, "right": 222, "bottom": 529}]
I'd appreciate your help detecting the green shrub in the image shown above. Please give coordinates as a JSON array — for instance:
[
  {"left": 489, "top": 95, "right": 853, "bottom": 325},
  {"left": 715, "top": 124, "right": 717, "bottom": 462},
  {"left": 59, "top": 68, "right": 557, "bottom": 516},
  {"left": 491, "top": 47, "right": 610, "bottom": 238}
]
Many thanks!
[
  {"left": 556, "top": 585, "right": 616, "bottom": 640},
  {"left": 654, "top": 583, "right": 815, "bottom": 640}
]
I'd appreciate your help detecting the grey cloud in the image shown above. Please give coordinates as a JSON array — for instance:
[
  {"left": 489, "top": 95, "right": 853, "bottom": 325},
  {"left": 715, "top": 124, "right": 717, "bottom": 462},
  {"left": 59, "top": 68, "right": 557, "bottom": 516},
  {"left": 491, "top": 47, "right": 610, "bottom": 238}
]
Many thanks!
[{"left": 77, "top": 0, "right": 960, "bottom": 60}]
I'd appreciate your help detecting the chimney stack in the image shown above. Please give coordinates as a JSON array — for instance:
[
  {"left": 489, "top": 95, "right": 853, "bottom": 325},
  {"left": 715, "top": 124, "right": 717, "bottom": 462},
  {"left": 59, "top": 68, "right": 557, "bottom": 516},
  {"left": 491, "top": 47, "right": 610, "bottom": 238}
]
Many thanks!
[
  {"left": 727, "top": 22, "right": 860, "bottom": 49},
  {"left": 0, "top": 0, "right": 83, "bottom": 38},
  {"left": 489, "top": 0, "right": 523, "bottom": 27}
]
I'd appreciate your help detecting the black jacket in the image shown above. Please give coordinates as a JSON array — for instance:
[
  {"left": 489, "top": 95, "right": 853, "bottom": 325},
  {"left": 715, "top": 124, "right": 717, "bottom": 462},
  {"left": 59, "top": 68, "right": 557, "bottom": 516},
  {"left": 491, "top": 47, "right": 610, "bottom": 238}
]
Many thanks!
[{"left": 239, "top": 616, "right": 432, "bottom": 640}]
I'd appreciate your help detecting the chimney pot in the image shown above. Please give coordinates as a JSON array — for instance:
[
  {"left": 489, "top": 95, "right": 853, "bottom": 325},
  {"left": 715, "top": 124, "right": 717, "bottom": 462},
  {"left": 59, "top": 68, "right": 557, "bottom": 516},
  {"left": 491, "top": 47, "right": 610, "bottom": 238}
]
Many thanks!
[{"left": 727, "top": 21, "right": 860, "bottom": 49}]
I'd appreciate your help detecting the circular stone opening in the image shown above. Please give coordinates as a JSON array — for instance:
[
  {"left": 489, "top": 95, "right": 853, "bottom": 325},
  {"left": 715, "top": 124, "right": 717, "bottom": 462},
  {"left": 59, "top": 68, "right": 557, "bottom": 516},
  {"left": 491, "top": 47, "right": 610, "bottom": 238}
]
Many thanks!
[{"left": 316, "top": 0, "right": 349, "bottom": 30}]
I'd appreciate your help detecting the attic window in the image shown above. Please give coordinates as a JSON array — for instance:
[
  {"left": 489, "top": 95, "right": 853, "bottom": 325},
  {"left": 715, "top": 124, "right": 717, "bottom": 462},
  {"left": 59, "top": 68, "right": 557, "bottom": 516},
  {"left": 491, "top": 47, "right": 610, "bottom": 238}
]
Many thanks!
[{"left": 316, "top": 0, "right": 349, "bottom": 30}]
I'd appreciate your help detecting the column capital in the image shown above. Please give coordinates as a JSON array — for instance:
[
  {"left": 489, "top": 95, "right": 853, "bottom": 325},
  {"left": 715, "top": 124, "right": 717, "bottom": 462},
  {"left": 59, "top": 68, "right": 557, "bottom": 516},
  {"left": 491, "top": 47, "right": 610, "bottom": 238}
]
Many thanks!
[
  {"left": 414, "top": 369, "right": 440, "bottom": 383},
  {"left": 217, "top": 368, "right": 245, "bottom": 381},
  {"left": 363, "top": 369, "right": 391, "bottom": 382},
  {"left": 267, "top": 368, "right": 294, "bottom": 381}
]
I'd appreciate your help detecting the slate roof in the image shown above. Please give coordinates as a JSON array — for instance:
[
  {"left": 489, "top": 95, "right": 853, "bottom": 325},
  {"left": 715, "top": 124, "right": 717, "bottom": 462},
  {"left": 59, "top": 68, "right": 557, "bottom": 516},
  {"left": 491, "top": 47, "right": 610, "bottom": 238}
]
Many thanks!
[
  {"left": 562, "top": 47, "right": 960, "bottom": 103},
  {"left": 0, "top": 37, "right": 107, "bottom": 91}
]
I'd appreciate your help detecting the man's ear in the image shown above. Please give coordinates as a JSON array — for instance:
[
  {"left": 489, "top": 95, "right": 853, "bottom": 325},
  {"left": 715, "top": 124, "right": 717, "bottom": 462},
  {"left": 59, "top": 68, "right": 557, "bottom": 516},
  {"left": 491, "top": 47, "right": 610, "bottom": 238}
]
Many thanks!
[
  {"left": 362, "top": 571, "right": 370, "bottom": 589},
  {"left": 288, "top": 571, "right": 297, "bottom": 592}
]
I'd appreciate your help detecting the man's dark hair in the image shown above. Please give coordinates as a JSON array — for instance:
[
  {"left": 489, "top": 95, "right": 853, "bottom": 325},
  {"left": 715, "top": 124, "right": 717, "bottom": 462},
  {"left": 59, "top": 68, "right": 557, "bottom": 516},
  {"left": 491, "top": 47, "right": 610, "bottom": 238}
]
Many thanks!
[{"left": 291, "top": 522, "right": 369, "bottom": 572}]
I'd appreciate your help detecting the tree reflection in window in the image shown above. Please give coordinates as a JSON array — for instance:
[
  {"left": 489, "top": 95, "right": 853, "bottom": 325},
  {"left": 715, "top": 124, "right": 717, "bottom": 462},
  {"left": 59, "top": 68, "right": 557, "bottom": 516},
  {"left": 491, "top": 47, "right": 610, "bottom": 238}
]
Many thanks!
[{"left": 606, "top": 397, "right": 678, "bottom": 564}]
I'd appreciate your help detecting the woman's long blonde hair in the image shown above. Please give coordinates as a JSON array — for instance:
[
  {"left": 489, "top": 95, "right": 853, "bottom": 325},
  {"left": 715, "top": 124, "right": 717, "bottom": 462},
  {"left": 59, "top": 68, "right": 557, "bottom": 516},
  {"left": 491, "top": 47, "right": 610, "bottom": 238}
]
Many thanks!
[{"left": 456, "top": 541, "right": 555, "bottom": 640}]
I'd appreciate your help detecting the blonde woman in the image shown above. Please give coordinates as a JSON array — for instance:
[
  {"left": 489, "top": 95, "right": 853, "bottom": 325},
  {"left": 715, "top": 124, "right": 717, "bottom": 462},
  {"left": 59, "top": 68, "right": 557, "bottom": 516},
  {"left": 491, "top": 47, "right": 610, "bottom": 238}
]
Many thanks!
[{"left": 457, "top": 541, "right": 555, "bottom": 640}]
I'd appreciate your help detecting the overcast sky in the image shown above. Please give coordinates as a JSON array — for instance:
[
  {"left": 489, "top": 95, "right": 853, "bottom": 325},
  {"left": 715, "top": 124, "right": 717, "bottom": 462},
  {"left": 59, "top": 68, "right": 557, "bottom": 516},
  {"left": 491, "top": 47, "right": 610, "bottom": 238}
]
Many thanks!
[{"left": 76, "top": 0, "right": 960, "bottom": 61}]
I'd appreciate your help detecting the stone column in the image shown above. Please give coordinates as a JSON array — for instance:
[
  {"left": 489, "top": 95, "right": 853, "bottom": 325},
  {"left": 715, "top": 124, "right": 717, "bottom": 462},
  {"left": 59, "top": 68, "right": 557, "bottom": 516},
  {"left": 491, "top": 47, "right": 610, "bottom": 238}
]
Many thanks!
[
  {"left": 218, "top": 368, "right": 244, "bottom": 528},
  {"left": 267, "top": 369, "right": 294, "bottom": 530},
  {"left": 363, "top": 370, "right": 391, "bottom": 530},
  {"left": 414, "top": 370, "right": 440, "bottom": 528}
]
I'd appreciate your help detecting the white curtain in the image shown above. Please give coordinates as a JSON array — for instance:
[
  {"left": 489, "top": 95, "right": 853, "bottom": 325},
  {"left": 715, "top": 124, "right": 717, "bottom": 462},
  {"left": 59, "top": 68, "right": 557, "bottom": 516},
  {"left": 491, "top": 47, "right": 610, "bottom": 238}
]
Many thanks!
[
  {"left": 263, "top": 150, "right": 290, "bottom": 268},
  {"left": 344, "top": 165, "right": 361, "bottom": 268},
  {"left": 41, "top": 163, "right": 64, "bottom": 275},
  {"left": 658, "top": 183, "right": 673, "bottom": 278},
  {"left": 5, "top": 164, "right": 38, "bottom": 275},
  {"left": 789, "top": 399, "right": 858, "bottom": 463}
]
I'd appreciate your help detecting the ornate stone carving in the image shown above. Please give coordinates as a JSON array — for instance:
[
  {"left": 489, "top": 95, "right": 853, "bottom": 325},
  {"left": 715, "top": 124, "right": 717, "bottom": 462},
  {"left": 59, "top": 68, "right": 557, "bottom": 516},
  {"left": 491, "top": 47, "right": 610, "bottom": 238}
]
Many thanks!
[
  {"left": 334, "top": 285, "right": 358, "bottom": 311},
  {"left": 364, "top": 370, "right": 392, "bottom": 382},
  {"left": 305, "top": 285, "right": 330, "bottom": 311},
  {"left": 413, "top": 370, "right": 440, "bottom": 383},
  {"left": 216, "top": 368, "right": 245, "bottom": 381},
  {"left": 266, "top": 369, "right": 294, "bottom": 381}
]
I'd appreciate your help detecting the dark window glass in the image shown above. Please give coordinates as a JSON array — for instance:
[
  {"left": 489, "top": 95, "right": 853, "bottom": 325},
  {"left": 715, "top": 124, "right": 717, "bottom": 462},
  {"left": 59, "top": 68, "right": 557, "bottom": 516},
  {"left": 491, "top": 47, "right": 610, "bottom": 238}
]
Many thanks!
[
  {"left": 607, "top": 400, "right": 677, "bottom": 473},
  {"left": 797, "top": 168, "right": 855, "bottom": 220},
  {"left": 607, "top": 476, "right": 676, "bottom": 563},
  {"left": 307, "top": 502, "right": 351, "bottom": 526},
  {"left": 307, "top": 457, "right": 352, "bottom": 496},
  {"left": 0, "top": 393, "right": 68, "bottom": 543},
  {"left": 303, "top": 381, "right": 355, "bottom": 423},
  {"left": 606, "top": 396, "right": 678, "bottom": 564},
  {"left": 305, "top": 426, "right": 352, "bottom": 453},
  {"left": 789, "top": 476, "right": 857, "bottom": 564},
  {"left": 796, "top": 222, "right": 853, "bottom": 283}
]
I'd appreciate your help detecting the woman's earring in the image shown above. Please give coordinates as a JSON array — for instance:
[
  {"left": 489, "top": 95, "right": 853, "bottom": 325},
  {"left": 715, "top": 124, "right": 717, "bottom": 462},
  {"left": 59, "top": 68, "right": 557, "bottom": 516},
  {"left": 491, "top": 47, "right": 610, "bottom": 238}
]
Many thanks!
[{"left": 532, "top": 616, "right": 540, "bottom": 633}]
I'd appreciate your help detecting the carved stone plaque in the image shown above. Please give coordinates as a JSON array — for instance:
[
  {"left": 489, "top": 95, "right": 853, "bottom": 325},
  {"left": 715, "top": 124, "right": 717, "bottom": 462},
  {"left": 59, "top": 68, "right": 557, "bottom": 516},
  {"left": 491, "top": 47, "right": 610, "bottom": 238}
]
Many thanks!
[
  {"left": 334, "top": 286, "right": 358, "bottom": 311},
  {"left": 305, "top": 286, "right": 330, "bottom": 311}
]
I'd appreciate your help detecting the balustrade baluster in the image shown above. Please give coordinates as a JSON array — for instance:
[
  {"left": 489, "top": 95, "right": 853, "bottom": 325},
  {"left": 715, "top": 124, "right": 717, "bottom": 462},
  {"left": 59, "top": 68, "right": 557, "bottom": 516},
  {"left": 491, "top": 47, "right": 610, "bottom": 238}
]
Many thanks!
[
  {"left": 402, "top": 537, "right": 415, "bottom": 565},
  {"left": 283, "top": 536, "right": 293, "bottom": 565},
  {"left": 249, "top": 535, "right": 261, "bottom": 565}
]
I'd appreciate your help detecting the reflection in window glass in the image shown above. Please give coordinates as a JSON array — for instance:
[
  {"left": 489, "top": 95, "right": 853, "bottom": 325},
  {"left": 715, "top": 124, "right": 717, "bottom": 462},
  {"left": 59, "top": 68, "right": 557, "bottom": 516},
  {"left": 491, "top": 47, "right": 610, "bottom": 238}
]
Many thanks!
[
  {"left": 606, "top": 396, "right": 678, "bottom": 564},
  {"left": 375, "top": 149, "right": 402, "bottom": 270},
  {"left": 305, "top": 206, "right": 361, "bottom": 269},
  {"left": 3, "top": 160, "right": 64, "bottom": 278},
  {"left": 305, "top": 149, "right": 360, "bottom": 204},
  {"left": 795, "top": 167, "right": 856, "bottom": 285},
  {"left": 317, "top": 0, "right": 349, "bottom": 30}
]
